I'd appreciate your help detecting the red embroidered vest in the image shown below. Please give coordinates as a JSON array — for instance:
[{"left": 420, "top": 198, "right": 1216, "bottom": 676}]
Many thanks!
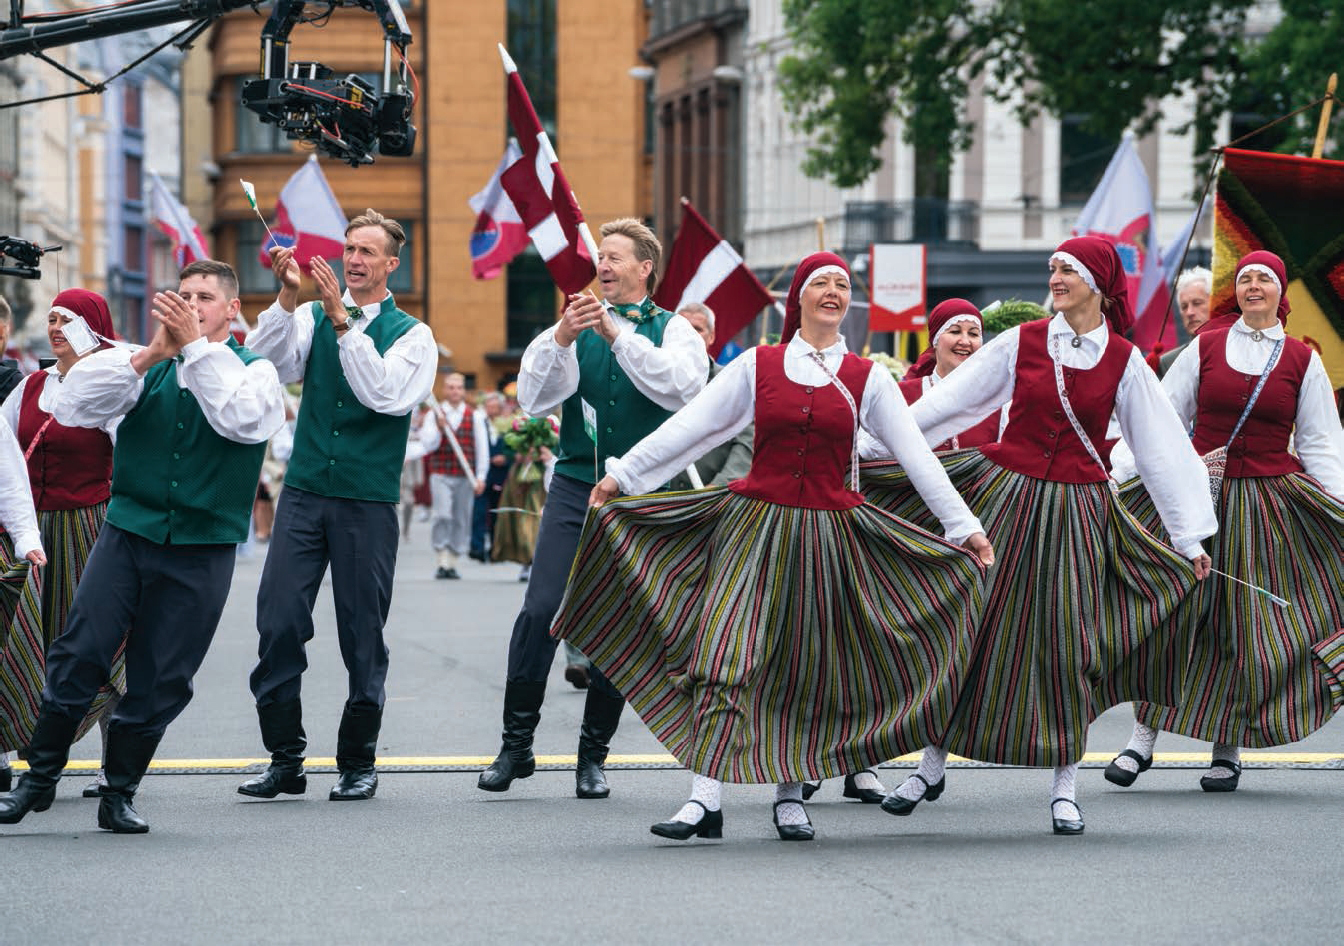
[
  {"left": 981, "top": 320, "right": 1131, "bottom": 483},
  {"left": 899, "top": 376, "right": 1000, "bottom": 452},
  {"left": 730, "top": 345, "right": 870, "bottom": 510},
  {"left": 1191, "top": 329, "right": 1309, "bottom": 478},
  {"left": 426, "top": 405, "right": 476, "bottom": 477},
  {"left": 18, "top": 372, "right": 113, "bottom": 511}
]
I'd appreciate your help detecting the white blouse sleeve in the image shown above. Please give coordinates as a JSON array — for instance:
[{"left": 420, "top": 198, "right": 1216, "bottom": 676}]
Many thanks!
[
  {"left": 1111, "top": 337, "right": 1203, "bottom": 483},
  {"left": 177, "top": 338, "right": 288, "bottom": 445},
  {"left": 1294, "top": 351, "right": 1344, "bottom": 499},
  {"left": 609, "top": 315, "right": 710, "bottom": 411},
  {"left": 338, "top": 321, "right": 439, "bottom": 416},
  {"left": 52, "top": 348, "right": 145, "bottom": 428},
  {"left": 517, "top": 326, "right": 579, "bottom": 416},
  {"left": 0, "top": 415, "right": 40, "bottom": 557},
  {"left": 605, "top": 350, "right": 756, "bottom": 496},
  {"left": 1114, "top": 349, "right": 1217, "bottom": 558},
  {"left": 911, "top": 327, "right": 1019, "bottom": 447},
  {"left": 860, "top": 365, "right": 984, "bottom": 544},
  {"left": 0, "top": 375, "right": 27, "bottom": 435},
  {"left": 245, "top": 300, "right": 314, "bottom": 385}
]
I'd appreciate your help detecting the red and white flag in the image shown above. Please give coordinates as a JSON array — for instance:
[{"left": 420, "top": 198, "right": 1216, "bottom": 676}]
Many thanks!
[
  {"left": 148, "top": 170, "right": 209, "bottom": 267},
  {"left": 258, "top": 156, "right": 348, "bottom": 273},
  {"left": 653, "top": 199, "right": 773, "bottom": 357},
  {"left": 1072, "top": 134, "right": 1172, "bottom": 353},
  {"left": 468, "top": 139, "right": 530, "bottom": 280},
  {"left": 498, "top": 44, "right": 595, "bottom": 294}
]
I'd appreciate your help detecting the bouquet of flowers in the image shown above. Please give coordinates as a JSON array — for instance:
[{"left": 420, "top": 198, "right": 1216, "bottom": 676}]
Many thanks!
[
  {"left": 867, "top": 351, "right": 908, "bottom": 381},
  {"left": 504, "top": 415, "right": 560, "bottom": 481}
]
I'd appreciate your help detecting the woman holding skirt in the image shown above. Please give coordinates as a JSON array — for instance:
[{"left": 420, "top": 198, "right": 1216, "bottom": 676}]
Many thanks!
[
  {"left": 863, "top": 236, "right": 1216, "bottom": 834},
  {"left": 0, "top": 289, "right": 119, "bottom": 795},
  {"left": 550, "top": 252, "right": 994, "bottom": 842},
  {"left": 1105, "top": 250, "right": 1344, "bottom": 792}
]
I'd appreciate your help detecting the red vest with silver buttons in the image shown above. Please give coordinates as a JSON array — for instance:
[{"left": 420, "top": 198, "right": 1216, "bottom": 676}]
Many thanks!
[
  {"left": 980, "top": 319, "right": 1130, "bottom": 483},
  {"left": 1191, "top": 328, "right": 1309, "bottom": 478},
  {"left": 729, "top": 345, "right": 870, "bottom": 510}
]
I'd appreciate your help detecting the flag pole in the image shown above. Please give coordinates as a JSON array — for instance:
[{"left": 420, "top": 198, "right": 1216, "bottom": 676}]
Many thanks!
[
  {"left": 1311, "top": 73, "right": 1338, "bottom": 159},
  {"left": 499, "top": 44, "right": 602, "bottom": 267}
]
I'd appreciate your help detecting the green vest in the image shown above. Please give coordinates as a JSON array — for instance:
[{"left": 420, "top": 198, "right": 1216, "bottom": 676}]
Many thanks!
[
  {"left": 284, "top": 296, "right": 418, "bottom": 503},
  {"left": 554, "top": 310, "right": 676, "bottom": 485},
  {"left": 107, "top": 338, "right": 268, "bottom": 545}
]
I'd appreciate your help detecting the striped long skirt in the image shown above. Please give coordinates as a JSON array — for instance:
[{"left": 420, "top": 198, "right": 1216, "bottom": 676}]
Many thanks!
[
  {"left": 550, "top": 487, "right": 986, "bottom": 784},
  {"left": 1121, "top": 474, "right": 1344, "bottom": 746},
  {"left": 862, "top": 450, "right": 1197, "bottom": 767},
  {"left": 0, "top": 535, "right": 41, "bottom": 753}
]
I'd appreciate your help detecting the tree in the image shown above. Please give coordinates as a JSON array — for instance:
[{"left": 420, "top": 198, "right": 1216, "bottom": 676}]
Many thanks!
[{"left": 779, "top": 0, "right": 1342, "bottom": 190}]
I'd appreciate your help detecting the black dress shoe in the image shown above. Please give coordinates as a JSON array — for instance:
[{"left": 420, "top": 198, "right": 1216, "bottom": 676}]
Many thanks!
[
  {"left": 434, "top": 566, "right": 451, "bottom": 579},
  {"left": 800, "top": 780, "right": 822, "bottom": 800},
  {"left": 0, "top": 768, "right": 9, "bottom": 793},
  {"left": 82, "top": 779, "right": 105, "bottom": 799},
  {"left": 563, "top": 664, "right": 590, "bottom": 690},
  {"left": 238, "top": 764, "right": 307, "bottom": 798},
  {"left": 468, "top": 550, "right": 487, "bottom": 563},
  {"left": 1050, "top": 798, "right": 1084, "bottom": 835},
  {"left": 97, "top": 793, "right": 150, "bottom": 834},
  {"left": 650, "top": 801, "right": 723, "bottom": 840},
  {"left": 329, "top": 768, "right": 378, "bottom": 800},
  {"left": 843, "top": 773, "right": 885, "bottom": 804},
  {"left": 880, "top": 773, "right": 945, "bottom": 816},
  {"left": 772, "top": 800, "right": 815, "bottom": 841},
  {"left": 1199, "top": 759, "right": 1242, "bottom": 793},
  {"left": 1103, "top": 749, "right": 1152, "bottom": 787},
  {"left": 444, "top": 568, "right": 461, "bottom": 580},
  {"left": 0, "top": 777, "right": 56, "bottom": 824},
  {"left": 575, "top": 760, "right": 609, "bottom": 799}
]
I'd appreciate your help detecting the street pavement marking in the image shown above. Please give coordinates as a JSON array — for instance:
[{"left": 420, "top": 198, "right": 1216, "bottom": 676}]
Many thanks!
[{"left": 15, "top": 751, "right": 1342, "bottom": 773}]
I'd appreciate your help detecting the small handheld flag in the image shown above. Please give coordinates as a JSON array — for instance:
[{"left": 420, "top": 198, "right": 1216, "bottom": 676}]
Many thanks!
[
  {"left": 1209, "top": 568, "right": 1290, "bottom": 608},
  {"left": 240, "top": 179, "right": 278, "bottom": 247}
]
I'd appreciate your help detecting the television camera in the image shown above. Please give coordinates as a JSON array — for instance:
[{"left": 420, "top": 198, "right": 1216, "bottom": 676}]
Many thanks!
[{"left": 0, "top": 237, "right": 60, "bottom": 280}]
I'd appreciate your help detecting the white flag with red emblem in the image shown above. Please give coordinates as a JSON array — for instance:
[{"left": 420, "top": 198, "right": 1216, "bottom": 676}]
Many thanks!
[
  {"left": 653, "top": 199, "right": 773, "bottom": 357},
  {"left": 148, "top": 171, "right": 209, "bottom": 267},
  {"left": 498, "top": 44, "right": 596, "bottom": 294},
  {"left": 1072, "top": 133, "right": 1172, "bottom": 353}
]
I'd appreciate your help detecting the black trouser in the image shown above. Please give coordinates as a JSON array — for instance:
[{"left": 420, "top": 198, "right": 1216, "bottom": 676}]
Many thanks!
[
  {"left": 251, "top": 487, "right": 398, "bottom": 711},
  {"left": 504, "top": 473, "right": 619, "bottom": 699},
  {"left": 43, "top": 525, "right": 234, "bottom": 737}
]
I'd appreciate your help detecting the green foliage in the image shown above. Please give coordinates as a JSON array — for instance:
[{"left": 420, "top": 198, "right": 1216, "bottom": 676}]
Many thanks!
[
  {"left": 779, "top": 0, "right": 1342, "bottom": 189},
  {"left": 982, "top": 299, "right": 1050, "bottom": 334}
]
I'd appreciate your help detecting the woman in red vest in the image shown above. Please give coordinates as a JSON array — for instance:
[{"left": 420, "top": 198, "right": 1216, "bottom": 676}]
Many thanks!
[
  {"left": 551, "top": 252, "right": 994, "bottom": 842},
  {"left": 0, "top": 288, "right": 119, "bottom": 795},
  {"left": 1105, "top": 250, "right": 1344, "bottom": 792},
  {"left": 898, "top": 298, "right": 1002, "bottom": 450},
  {"left": 865, "top": 236, "right": 1216, "bottom": 835}
]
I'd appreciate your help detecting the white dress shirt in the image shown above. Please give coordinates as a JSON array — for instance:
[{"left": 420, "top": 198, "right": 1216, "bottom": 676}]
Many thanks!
[
  {"left": 1, "top": 367, "right": 120, "bottom": 442},
  {"left": 911, "top": 314, "right": 1216, "bottom": 558},
  {"left": 1111, "top": 317, "right": 1344, "bottom": 500},
  {"left": 418, "top": 400, "right": 491, "bottom": 483},
  {"left": 517, "top": 299, "right": 710, "bottom": 415},
  {"left": 53, "top": 338, "right": 286, "bottom": 446},
  {"left": 605, "top": 334, "right": 985, "bottom": 544},
  {"left": 0, "top": 414, "right": 42, "bottom": 557},
  {"left": 247, "top": 289, "right": 437, "bottom": 416}
]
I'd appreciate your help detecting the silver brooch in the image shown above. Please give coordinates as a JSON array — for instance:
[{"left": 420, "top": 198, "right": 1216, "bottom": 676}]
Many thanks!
[
  {"left": 1250, "top": 330, "right": 1264, "bottom": 342},
  {"left": 1070, "top": 335, "right": 1083, "bottom": 348}
]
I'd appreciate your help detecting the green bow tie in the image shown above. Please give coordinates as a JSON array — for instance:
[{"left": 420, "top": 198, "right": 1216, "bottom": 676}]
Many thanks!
[
  {"left": 608, "top": 299, "right": 656, "bottom": 324},
  {"left": 345, "top": 304, "right": 365, "bottom": 322}
]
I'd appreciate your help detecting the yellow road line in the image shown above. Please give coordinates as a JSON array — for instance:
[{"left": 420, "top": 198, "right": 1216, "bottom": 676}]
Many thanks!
[{"left": 12, "top": 751, "right": 1342, "bottom": 772}]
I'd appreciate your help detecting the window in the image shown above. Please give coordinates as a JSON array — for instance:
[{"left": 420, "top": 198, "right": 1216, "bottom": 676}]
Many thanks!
[
  {"left": 122, "top": 83, "right": 142, "bottom": 129},
  {"left": 123, "top": 225, "right": 145, "bottom": 273},
  {"left": 123, "top": 153, "right": 142, "bottom": 202},
  {"left": 1059, "top": 115, "right": 1115, "bottom": 204},
  {"left": 507, "top": 0, "right": 557, "bottom": 143},
  {"left": 506, "top": 248, "right": 555, "bottom": 350}
]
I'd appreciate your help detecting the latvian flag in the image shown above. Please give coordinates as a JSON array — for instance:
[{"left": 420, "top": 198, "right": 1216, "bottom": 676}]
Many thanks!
[
  {"left": 653, "top": 199, "right": 774, "bottom": 357},
  {"left": 498, "top": 45, "right": 595, "bottom": 294}
]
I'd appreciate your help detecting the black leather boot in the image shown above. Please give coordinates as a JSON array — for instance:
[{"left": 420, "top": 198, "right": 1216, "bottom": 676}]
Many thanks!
[
  {"left": 238, "top": 699, "right": 307, "bottom": 798},
  {"left": 575, "top": 688, "right": 624, "bottom": 799},
  {"left": 97, "top": 724, "right": 162, "bottom": 834},
  {"left": 0, "top": 709, "right": 80, "bottom": 824},
  {"left": 477, "top": 680, "right": 546, "bottom": 793},
  {"left": 329, "top": 704, "right": 381, "bottom": 801}
]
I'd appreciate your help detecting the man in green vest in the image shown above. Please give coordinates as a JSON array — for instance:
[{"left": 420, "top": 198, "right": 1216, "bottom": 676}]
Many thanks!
[
  {"left": 241, "top": 209, "right": 437, "bottom": 803},
  {"left": 478, "top": 218, "right": 709, "bottom": 799},
  {"left": 0, "top": 260, "right": 286, "bottom": 833}
]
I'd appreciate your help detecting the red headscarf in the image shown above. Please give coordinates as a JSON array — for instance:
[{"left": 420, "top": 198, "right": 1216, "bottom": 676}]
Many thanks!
[
  {"left": 780, "top": 251, "right": 851, "bottom": 345},
  {"left": 905, "top": 298, "right": 982, "bottom": 379},
  {"left": 1050, "top": 236, "right": 1134, "bottom": 335},
  {"left": 49, "top": 288, "right": 116, "bottom": 343},
  {"left": 1198, "top": 249, "right": 1291, "bottom": 335}
]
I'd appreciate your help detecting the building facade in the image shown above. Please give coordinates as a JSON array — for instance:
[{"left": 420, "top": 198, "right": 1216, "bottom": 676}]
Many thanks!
[{"left": 190, "top": 0, "right": 649, "bottom": 391}]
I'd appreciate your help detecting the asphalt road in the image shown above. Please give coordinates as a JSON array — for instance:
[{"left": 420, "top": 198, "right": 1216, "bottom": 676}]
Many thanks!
[{"left": 1, "top": 522, "right": 1339, "bottom": 945}]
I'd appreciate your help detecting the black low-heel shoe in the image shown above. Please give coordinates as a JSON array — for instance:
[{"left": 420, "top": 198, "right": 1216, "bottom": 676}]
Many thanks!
[
  {"left": 1050, "top": 798, "right": 1084, "bottom": 836},
  {"left": 772, "top": 800, "right": 815, "bottom": 841},
  {"left": 650, "top": 800, "right": 723, "bottom": 840},
  {"left": 0, "top": 779, "right": 56, "bottom": 824},
  {"left": 842, "top": 773, "right": 885, "bottom": 804},
  {"left": 1103, "top": 749, "right": 1152, "bottom": 787},
  {"left": 800, "top": 780, "right": 822, "bottom": 801},
  {"left": 879, "top": 773, "right": 945, "bottom": 816},
  {"left": 1199, "top": 759, "right": 1242, "bottom": 793}
]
